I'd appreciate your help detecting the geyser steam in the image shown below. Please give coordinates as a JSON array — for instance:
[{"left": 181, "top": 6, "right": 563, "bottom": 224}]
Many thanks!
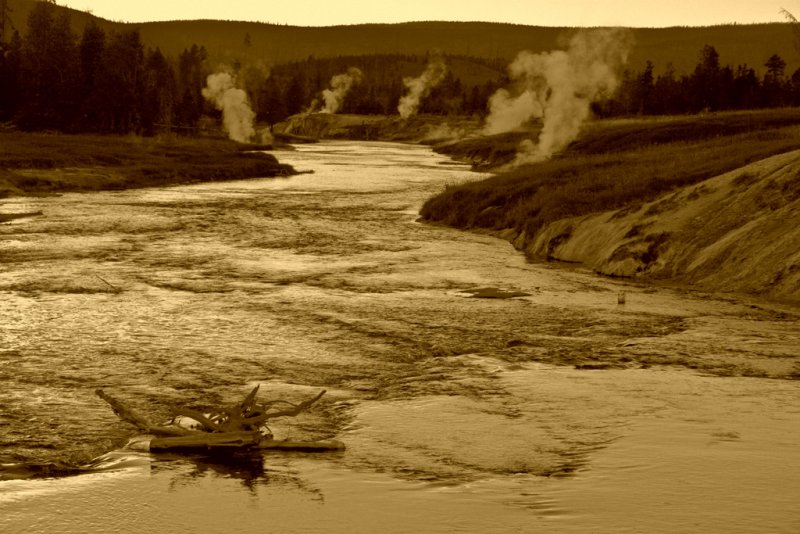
[
  {"left": 322, "top": 67, "right": 364, "bottom": 114},
  {"left": 485, "top": 29, "right": 632, "bottom": 165},
  {"left": 202, "top": 72, "right": 256, "bottom": 143},
  {"left": 398, "top": 58, "right": 447, "bottom": 119}
]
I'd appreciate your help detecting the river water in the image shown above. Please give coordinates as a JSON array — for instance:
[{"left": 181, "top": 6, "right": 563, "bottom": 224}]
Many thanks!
[{"left": 1, "top": 141, "right": 799, "bottom": 533}]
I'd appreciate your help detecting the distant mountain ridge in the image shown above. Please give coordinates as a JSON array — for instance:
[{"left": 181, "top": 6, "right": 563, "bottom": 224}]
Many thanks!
[{"left": 4, "top": 0, "right": 800, "bottom": 74}]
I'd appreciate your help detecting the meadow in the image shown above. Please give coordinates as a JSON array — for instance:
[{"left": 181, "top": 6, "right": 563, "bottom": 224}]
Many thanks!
[{"left": 421, "top": 109, "right": 800, "bottom": 237}]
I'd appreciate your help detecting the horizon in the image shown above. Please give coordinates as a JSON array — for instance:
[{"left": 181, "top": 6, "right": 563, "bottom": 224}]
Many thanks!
[{"left": 54, "top": 0, "right": 795, "bottom": 29}]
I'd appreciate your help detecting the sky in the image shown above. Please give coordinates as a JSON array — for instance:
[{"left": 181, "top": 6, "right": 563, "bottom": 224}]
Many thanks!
[{"left": 54, "top": 0, "right": 797, "bottom": 28}]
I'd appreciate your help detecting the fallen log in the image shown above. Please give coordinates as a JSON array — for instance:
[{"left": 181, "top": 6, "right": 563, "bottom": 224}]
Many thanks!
[
  {"left": 150, "top": 431, "right": 262, "bottom": 451},
  {"left": 134, "top": 436, "right": 345, "bottom": 452}
]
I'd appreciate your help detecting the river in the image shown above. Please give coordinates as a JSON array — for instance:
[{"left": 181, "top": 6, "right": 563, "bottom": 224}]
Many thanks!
[{"left": 1, "top": 141, "right": 799, "bottom": 533}]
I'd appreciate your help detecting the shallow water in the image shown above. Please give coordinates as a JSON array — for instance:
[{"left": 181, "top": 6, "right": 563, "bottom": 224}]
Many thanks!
[{"left": 1, "top": 141, "right": 799, "bottom": 532}]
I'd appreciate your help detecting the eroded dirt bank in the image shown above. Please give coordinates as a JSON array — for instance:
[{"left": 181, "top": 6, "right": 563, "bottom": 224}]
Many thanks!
[{"left": 513, "top": 149, "right": 800, "bottom": 304}]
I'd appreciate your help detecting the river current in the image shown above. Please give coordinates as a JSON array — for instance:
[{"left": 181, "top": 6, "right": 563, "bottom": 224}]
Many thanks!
[{"left": 1, "top": 141, "right": 799, "bottom": 533}]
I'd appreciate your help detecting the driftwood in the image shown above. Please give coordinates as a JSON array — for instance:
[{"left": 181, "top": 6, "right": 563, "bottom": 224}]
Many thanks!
[
  {"left": 150, "top": 431, "right": 262, "bottom": 451},
  {"left": 96, "top": 386, "right": 344, "bottom": 452},
  {"left": 95, "top": 389, "right": 192, "bottom": 437},
  {"left": 149, "top": 435, "right": 345, "bottom": 452},
  {"left": 172, "top": 387, "right": 328, "bottom": 433}
]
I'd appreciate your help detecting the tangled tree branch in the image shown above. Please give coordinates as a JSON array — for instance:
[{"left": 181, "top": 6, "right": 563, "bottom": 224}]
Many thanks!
[{"left": 95, "top": 386, "right": 342, "bottom": 452}]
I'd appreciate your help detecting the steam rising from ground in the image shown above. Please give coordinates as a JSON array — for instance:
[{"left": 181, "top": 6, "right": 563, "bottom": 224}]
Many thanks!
[
  {"left": 202, "top": 72, "right": 257, "bottom": 143},
  {"left": 398, "top": 58, "right": 448, "bottom": 119},
  {"left": 485, "top": 29, "right": 633, "bottom": 166},
  {"left": 322, "top": 67, "right": 364, "bottom": 114}
]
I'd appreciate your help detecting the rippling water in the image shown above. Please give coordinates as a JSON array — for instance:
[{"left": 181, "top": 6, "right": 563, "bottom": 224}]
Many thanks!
[{"left": 1, "top": 142, "right": 799, "bottom": 532}]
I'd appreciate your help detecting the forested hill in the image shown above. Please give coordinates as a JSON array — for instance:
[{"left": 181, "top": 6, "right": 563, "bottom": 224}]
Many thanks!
[
  {"left": 140, "top": 22, "right": 800, "bottom": 75},
  {"left": 4, "top": 0, "right": 800, "bottom": 75}
]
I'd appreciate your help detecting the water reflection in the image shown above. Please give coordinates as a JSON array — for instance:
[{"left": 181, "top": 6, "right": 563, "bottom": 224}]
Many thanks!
[
  {"left": 153, "top": 451, "right": 326, "bottom": 502},
  {"left": 157, "top": 452, "right": 268, "bottom": 492}
]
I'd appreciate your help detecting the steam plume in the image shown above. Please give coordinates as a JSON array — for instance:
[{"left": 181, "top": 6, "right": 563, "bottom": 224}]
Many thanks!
[
  {"left": 398, "top": 57, "right": 448, "bottom": 119},
  {"left": 202, "top": 72, "right": 256, "bottom": 143},
  {"left": 485, "top": 29, "right": 632, "bottom": 166},
  {"left": 322, "top": 67, "right": 363, "bottom": 114}
]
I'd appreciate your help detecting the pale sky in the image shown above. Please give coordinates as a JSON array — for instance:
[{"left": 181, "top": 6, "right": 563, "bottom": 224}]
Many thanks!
[{"left": 55, "top": 0, "right": 795, "bottom": 28}]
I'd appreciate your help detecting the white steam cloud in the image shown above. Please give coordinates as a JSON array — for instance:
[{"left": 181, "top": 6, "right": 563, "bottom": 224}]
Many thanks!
[
  {"left": 398, "top": 58, "right": 448, "bottom": 119},
  {"left": 485, "top": 29, "right": 633, "bottom": 166},
  {"left": 322, "top": 67, "right": 363, "bottom": 114},
  {"left": 202, "top": 71, "right": 256, "bottom": 143}
]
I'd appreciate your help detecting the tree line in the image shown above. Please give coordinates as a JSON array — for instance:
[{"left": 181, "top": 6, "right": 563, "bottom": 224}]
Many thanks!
[
  {"left": 258, "top": 54, "right": 504, "bottom": 124},
  {"left": 0, "top": 2, "right": 208, "bottom": 133},
  {"left": 598, "top": 45, "right": 800, "bottom": 116},
  {"left": 0, "top": 2, "right": 504, "bottom": 133},
  {"left": 1, "top": 2, "right": 799, "bottom": 136}
]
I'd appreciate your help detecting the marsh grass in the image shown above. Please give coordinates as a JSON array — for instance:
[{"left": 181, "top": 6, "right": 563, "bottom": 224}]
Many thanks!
[
  {"left": 421, "top": 110, "right": 800, "bottom": 236},
  {"left": 0, "top": 132, "right": 294, "bottom": 197}
]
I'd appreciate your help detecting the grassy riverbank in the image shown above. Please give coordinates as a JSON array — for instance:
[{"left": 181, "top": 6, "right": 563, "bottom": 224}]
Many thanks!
[
  {"left": 420, "top": 108, "right": 800, "bottom": 302},
  {"left": 0, "top": 132, "right": 295, "bottom": 197},
  {"left": 421, "top": 109, "right": 800, "bottom": 236}
]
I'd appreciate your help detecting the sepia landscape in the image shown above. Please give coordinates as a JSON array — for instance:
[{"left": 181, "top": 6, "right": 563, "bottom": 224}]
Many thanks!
[{"left": 1, "top": 0, "right": 799, "bottom": 532}]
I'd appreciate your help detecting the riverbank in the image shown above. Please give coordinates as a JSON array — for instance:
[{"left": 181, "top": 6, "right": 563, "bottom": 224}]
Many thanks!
[
  {"left": 0, "top": 132, "right": 296, "bottom": 197},
  {"left": 419, "top": 109, "right": 800, "bottom": 304},
  {"left": 270, "top": 109, "right": 800, "bottom": 302},
  {"left": 275, "top": 113, "right": 483, "bottom": 144}
]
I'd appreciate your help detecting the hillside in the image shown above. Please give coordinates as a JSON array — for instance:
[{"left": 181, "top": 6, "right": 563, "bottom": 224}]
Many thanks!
[
  {"left": 136, "top": 21, "right": 800, "bottom": 76},
  {"left": 4, "top": 0, "right": 800, "bottom": 75}
]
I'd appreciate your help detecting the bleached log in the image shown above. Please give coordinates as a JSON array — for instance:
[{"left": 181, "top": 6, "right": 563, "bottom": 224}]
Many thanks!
[{"left": 150, "top": 431, "right": 262, "bottom": 451}]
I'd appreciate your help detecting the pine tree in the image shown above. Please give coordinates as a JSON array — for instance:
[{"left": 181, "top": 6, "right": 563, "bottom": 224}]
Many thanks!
[
  {"left": 0, "top": 30, "right": 21, "bottom": 121},
  {"left": 78, "top": 21, "right": 106, "bottom": 130},
  {"left": 19, "top": 2, "right": 78, "bottom": 129},
  {"left": 176, "top": 44, "right": 208, "bottom": 129}
]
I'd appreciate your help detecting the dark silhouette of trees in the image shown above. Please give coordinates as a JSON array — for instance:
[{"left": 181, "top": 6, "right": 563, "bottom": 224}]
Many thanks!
[
  {"left": 763, "top": 54, "right": 788, "bottom": 107},
  {"left": 2, "top": 3, "right": 799, "bottom": 137},
  {"left": 732, "top": 65, "right": 760, "bottom": 109},
  {"left": 0, "top": 4, "right": 196, "bottom": 133},
  {"left": 98, "top": 30, "right": 145, "bottom": 132},
  {"left": 143, "top": 47, "right": 176, "bottom": 134},
  {"left": 17, "top": 1, "right": 78, "bottom": 129},
  {"left": 0, "top": 29, "right": 21, "bottom": 121},
  {"left": 176, "top": 44, "right": 209, "bottom": 129},
  {"left": 602, "top": 46, "right": 798, "bottom": 117},
  {"left": 254, "top": 53, "right": 504, "bottom": 124},
  {"left": 78, "top": 20, "right": 106, "bottom": 127},
  {"left": 691, "top": 45, "right": 722, "bottom": 111}
]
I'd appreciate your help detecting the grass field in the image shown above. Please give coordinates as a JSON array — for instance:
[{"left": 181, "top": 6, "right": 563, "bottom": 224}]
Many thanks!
[
  {"left": 0, "top": 132, "right": 294, "bottom": 197},
  {"left": 421, "top": 109, "right": 800, "bottom": 237}
]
